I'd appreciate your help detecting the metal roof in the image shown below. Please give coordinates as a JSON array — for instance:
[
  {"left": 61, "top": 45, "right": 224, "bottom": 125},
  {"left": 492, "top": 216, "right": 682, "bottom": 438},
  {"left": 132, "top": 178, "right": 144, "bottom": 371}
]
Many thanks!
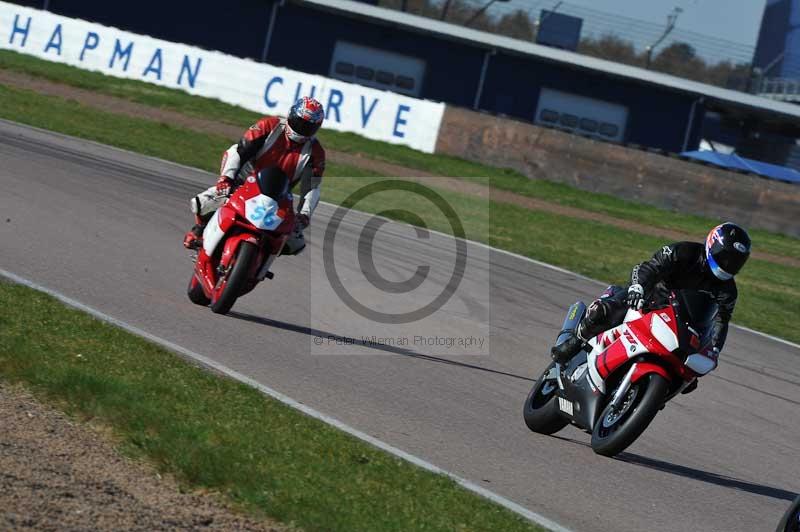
[{"left": 299, "top": 0, "right": 800, "bottom": 125}]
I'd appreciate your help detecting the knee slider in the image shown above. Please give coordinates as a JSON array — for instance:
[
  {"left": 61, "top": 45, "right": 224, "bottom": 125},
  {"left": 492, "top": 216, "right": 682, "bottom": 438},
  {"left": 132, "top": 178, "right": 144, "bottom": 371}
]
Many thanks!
[{"left": 585, "top": 299, "right": 610, "bottom": 326}]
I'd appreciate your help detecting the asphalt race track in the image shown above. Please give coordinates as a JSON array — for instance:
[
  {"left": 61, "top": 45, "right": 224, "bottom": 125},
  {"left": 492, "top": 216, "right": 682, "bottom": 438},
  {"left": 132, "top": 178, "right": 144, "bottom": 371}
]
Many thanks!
[{"left": 1, "top": 119, "right": 798, "bottom": 532}]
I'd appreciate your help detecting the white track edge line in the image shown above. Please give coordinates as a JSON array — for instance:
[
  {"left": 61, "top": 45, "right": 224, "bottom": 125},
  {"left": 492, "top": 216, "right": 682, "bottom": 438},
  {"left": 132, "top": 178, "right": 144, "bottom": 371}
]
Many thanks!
[
  {"left": 4, "top": 119, "right": 797, "bottom": 351},
  {"left": 0, "top": 268, "right": 572, "bottom": 532}
]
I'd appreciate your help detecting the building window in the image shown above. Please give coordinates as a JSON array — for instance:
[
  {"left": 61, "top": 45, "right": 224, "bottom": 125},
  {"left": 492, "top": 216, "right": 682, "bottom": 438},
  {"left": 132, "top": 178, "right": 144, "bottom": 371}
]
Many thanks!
[
  {"left": 376, "top": 71, "right": 395, "bottom": 85},
  {"left": 396, "top": 75, "right": 416, "bottom": 90},
  {"left": 560, "top": 113, "right": 579, "bottom": 128},
  {"left": 534, "top": 87, "right": 628, "bottom": 141},
  {"left": 599, "top": 123, "right": 620, "bottom": 137},
  {"left": 356, "top": 66, "right": 375, "bottom": 80},
  {"left": 329, "top": 41, "right": 426, "bottom": 97},
  {"left": 334, "top": 62, "right": 354, "bottom": 76},
  {"left": 540, "top": 109, "right": 559, "bottom": 123},
  {"left": 579, "top": 118, "right": 598, "bottom": 132}
]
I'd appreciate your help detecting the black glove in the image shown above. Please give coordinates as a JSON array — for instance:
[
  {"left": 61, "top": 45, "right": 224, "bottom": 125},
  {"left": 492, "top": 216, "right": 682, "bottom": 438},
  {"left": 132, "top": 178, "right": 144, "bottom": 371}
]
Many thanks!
[{"left": 627, "top": 284, "right": 645, "bottom": 310}]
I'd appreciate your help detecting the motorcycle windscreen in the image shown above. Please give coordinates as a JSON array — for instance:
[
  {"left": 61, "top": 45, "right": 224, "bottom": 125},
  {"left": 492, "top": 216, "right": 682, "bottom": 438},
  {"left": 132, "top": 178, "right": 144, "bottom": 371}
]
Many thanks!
[{"left": 244, "top": 194, "right": 284, "bottom": 230}]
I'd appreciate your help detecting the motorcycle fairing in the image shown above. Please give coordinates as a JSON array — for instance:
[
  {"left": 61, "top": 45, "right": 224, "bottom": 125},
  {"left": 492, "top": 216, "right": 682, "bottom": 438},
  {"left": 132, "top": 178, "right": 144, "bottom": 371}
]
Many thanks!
[
  {"left": 555, "top": 351, "right": 605, "bottom": 430},
  {"left": 586, "top": 305, "right": 680, "bottom": 394},
  {"left": 194, "top": 247, "right": 218, "bottom": 295},
  {"left": 202, "top": 206, "right": 236, "bottom": 256},
  {"left": 244, "top": 194, "right": 284, "bottom": 231}
]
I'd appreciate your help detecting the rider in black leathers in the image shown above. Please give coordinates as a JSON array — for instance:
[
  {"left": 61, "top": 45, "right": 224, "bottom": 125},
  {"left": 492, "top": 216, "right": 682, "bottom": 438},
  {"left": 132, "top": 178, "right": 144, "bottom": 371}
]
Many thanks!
[{"left": 551, "top": 223, "right": 752, "bottom": 370}]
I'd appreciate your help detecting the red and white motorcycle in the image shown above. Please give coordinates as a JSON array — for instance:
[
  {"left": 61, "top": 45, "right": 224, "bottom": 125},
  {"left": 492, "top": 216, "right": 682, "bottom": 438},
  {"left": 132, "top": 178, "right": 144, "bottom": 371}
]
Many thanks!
[
  {"left": 523, "top": 289, "right": 719, "bottom": 456},
  {"left": 187, "top": 170, "right": 296, "bottom": 314}
]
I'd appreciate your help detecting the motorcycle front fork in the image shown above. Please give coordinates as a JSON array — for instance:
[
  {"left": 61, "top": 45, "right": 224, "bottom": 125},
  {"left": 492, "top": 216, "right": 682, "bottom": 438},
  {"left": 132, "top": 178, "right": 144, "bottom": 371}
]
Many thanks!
[{"left": 256, "top": 253, "right": 278, "bottom": 281}]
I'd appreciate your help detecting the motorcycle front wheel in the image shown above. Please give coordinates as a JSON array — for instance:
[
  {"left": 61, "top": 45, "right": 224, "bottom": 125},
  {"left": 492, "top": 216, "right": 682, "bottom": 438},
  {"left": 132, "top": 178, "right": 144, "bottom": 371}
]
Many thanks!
[
  {"left": 777, "top": 494, "right": 800, "bottom": 532},
  {"left": 591, "top": 372, "right": 668, "bottom": 457},
  {"left": 210, "top": 241, "right": 257, "bottom": 315},
  {"left": 523, "top": 362, "right": 570, "bottom": 435},
  {"left": 187, "top": 274, "right": 211, "bottom": 306}
]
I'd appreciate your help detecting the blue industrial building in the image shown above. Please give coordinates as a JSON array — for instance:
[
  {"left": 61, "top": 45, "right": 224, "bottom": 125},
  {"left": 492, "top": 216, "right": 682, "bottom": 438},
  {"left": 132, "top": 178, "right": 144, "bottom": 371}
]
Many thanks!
[
  {"left": 754, "top": 0, "right": 800, "bottom": 79},
  {"left": 11, "top": 0, "right": 800, "bottom": 162}
]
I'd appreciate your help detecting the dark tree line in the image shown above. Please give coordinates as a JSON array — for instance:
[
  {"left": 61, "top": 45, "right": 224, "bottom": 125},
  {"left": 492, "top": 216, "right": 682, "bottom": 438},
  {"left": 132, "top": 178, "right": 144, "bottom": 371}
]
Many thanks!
[
  {"left": 579, "top": 35, "right": 752, "bottom": 90},
  {"left": 379, "top": 0, "right": 753, "bottom": 90}
]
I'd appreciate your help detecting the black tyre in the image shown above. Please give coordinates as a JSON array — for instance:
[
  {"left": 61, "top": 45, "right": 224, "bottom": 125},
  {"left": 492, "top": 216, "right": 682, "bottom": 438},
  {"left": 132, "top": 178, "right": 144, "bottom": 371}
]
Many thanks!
[
  {"left": 777, "top": 494, "right": 800, "bottom": 532},
  {"left": 187, "top": 274, "right": 211, "bottom": 306},
  {"left": 523, "top": 362, "right": 570, "bottom": 435},
  {"left": 591, "top": 373, "right": 669, "bottom": 457},
  {"left": 210, "top": 242, "right": 257, "bottom": 315}
]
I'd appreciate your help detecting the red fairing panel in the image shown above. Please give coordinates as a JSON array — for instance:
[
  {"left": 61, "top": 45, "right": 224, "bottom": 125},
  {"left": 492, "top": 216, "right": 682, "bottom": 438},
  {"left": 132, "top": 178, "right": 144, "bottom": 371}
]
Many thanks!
[
  {"left": 631, "top": 361, "right": 670, "bottom": 383},
  {"left": 596, "top": 338, "right": 630, "bottom": 379},
  {"left": 220, "top": 233, "right": 259, "bottom": 272},
  {"left": 217, "top": 203, "right": 238, "bottom": 234},
  {"left": 196, "top": 248, "right": 218, "bottom": 296},
  {"left": 595, "top": 305, "right": 685, "bottom": 383},
  {"left": 628, "top": 307, "right": 678, "bottom": 355}
]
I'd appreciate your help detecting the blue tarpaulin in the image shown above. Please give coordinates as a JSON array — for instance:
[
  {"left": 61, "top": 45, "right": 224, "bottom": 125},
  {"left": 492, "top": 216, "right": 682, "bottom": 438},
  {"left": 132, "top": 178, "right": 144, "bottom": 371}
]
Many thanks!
[{"left": 681, "top": 151, "right": 800, "bottom": 184}]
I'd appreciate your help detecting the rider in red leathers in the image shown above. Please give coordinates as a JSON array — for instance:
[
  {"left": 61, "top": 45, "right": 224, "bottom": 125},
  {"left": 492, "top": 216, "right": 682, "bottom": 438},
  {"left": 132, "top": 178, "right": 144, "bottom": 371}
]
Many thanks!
[{"left": 184, "top": 96, "right": 326, "bottom": 255}]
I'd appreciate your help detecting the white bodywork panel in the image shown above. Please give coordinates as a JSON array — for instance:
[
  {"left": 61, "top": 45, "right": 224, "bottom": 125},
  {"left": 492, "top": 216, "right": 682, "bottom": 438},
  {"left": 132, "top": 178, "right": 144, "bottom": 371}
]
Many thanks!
[
  {"left": 618, "top": 324, "right": 648, "bottom": 357},
  {"left": 244, "top": 195, "right": 284, "bottom": 230},
  {"left": 623, "top": 308, "right": 643, "bottom": 322},
  {"left": 586, "top": 349, "right": 606, "bottom": 394},
  {"left": 202, "top": 208, "right": 226, "bottom": 256},
  {"left": 650, "top": 313, "right": 680, "bottom": 352}
]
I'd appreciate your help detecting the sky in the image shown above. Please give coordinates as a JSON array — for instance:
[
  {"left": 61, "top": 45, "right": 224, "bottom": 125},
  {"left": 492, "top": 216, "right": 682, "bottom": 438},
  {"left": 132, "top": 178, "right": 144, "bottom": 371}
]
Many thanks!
[{"left": 522, "top": 0, "right": 768, "bottom": 48}]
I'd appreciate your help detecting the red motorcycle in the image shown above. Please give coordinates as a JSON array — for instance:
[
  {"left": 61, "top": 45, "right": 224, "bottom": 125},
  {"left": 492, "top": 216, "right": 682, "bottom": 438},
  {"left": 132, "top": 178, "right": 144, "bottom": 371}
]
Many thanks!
[
  {"left": 523, "top": 289, "right": 719, "bottom": 456},
  {"left": 187, "top": 169, "right": 295, "bottom": 314}
]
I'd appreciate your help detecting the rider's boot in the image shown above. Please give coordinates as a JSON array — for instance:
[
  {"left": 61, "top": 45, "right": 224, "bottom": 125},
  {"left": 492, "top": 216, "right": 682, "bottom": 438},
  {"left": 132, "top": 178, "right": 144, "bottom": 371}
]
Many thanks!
[
  {"left": 551, "top": 297, "right": 617, "bottom": 364},
  {"left": 280, "top": 226, "right": 306, "bottom": 256},
  {"left": 550, "top": 333, "right": 585, "bottom": 365},
  {"left": 183, "top": 214, "right": 210, "bottom": 250}
]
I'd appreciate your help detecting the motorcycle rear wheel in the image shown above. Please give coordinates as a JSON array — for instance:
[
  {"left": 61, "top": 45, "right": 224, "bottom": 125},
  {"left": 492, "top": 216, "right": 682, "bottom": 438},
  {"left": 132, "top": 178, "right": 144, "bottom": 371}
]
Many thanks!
[
  {"left": 523, "top": 362, "right": 570, "bottom": 435},
  {"left": 210, "top": 241, "right": 257, "bottom": 315},
  {"left": 591, "top": 373, "right": 668, "bottom": 457}
]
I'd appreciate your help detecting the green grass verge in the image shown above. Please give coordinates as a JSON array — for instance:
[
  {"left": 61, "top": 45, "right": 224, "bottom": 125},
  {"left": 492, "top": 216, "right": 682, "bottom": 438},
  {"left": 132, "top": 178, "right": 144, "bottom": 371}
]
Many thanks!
[
  {"left": 0, "top": 81, "right": 797, "bottom": 344},
  {"left": 323, "top": 177, "right": 799, "bottom": 345},
  {"left": 1, "top": 49, "right": 797, "bottom": 260},
  {"left": 0, "top": 281, "right": 544, "bottom": 532}
]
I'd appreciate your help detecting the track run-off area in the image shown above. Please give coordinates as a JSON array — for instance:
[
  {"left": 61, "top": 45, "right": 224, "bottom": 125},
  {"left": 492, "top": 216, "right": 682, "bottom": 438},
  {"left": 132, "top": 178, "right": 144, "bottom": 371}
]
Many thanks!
[{"left": 1, "top": 120, "right": 798, "bottom": 532}]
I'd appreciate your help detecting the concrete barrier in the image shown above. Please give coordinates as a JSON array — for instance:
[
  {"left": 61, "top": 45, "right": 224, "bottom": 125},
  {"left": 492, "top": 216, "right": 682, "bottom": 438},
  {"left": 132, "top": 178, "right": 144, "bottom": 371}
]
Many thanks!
[{"left": 436, "top": 106, "right": 800, "bottom": 238}]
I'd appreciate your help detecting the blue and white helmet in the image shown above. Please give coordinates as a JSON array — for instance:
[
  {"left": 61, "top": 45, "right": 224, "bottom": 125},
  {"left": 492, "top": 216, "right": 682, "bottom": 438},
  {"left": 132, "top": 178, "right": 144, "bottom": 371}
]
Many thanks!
[
  {"left": 286, "top": 96, "right": 324, "bottom": 143},
  {"left": 705, "top": 222, "right": 751, "bottom": 281}
]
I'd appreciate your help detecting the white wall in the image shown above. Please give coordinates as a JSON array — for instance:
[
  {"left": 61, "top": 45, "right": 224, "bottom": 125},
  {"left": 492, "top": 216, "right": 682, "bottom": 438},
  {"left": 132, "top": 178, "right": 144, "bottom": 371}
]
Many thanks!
[{"left": 0, "top": 1, "right": 445, "bottom": 152}]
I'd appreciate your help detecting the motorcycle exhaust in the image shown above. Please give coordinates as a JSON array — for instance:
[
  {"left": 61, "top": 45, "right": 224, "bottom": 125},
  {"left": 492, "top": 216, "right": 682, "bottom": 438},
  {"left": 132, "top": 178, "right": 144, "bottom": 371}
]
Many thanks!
[{"left": 554, "top": 301, "right": 587, "bottom": 347}]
